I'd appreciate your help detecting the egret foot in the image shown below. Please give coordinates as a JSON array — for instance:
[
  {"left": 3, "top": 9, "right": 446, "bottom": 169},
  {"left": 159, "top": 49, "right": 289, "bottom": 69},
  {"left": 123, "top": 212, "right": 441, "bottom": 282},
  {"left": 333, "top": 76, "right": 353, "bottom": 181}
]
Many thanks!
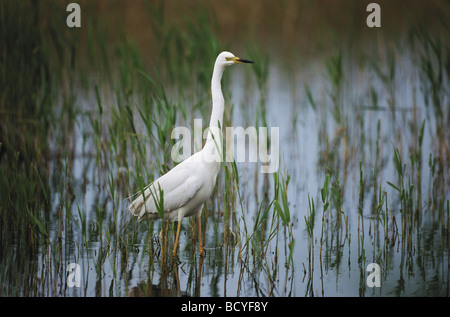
[
  {"left": 198, "top": 216, "right": 205, "bottom": 256},
  {"left": 172, "top": 220, "right": 182, "bottom": 257}
]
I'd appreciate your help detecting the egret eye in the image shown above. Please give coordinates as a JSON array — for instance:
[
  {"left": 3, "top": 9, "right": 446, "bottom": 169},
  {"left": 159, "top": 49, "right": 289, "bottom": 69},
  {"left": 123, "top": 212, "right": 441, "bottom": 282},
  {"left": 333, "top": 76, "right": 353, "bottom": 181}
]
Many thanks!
[{"left": 225, "top": 57, "right": 235, "bottom": 61}]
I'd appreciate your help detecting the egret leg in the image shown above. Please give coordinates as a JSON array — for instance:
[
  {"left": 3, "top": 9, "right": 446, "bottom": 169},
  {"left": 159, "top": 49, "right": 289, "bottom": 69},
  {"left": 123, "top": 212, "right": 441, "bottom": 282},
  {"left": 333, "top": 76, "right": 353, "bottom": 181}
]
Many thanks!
[
  {"left": 198, "top": 216, "right": 205, "bottom": 256},
  {"left": 172, "top": 220, "right": 182, "bottom": 257}
]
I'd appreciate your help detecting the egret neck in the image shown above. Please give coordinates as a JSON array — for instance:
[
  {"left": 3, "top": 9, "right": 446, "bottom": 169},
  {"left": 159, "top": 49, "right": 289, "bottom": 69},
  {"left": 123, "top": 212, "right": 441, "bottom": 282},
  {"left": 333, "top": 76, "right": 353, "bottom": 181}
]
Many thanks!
[{"left": 204, "top": 59, "right": 226, "bottom": 163}]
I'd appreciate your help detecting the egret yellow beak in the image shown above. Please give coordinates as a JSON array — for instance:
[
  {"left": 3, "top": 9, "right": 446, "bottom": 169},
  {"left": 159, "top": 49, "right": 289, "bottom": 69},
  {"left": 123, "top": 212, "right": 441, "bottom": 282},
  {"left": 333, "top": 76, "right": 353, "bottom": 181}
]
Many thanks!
[{"left": 226, "top": 56, "right": 254, "bottom": 64}]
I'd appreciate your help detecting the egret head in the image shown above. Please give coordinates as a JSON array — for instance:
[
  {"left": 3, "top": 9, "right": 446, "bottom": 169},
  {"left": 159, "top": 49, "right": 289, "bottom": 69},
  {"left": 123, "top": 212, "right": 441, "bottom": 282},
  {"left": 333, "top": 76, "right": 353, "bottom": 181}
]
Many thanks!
[{"left": 218, "top": 51, "right": 254, "bottom": 67}]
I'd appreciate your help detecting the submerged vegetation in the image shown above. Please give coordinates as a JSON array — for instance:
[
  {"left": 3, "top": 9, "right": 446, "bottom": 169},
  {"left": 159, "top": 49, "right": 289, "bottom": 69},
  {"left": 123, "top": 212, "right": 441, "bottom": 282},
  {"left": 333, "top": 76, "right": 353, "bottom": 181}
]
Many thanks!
[{"left": 0, "top": 0, "right": 449, "bottom": 296}]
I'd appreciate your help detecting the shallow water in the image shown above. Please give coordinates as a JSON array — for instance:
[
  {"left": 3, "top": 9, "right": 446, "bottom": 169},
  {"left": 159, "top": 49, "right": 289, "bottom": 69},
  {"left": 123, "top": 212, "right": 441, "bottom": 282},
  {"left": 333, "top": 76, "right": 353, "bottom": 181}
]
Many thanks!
[{"left": 23, "top": 48, "right": 446, "bottom": 297}]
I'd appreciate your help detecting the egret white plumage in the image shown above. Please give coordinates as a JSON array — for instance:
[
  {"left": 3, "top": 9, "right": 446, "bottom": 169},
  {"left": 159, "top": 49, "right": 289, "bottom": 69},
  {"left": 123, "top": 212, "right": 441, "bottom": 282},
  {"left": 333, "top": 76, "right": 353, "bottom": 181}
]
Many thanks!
[{"left": 127, "top": 51, "right": 254, "bottom": 256}]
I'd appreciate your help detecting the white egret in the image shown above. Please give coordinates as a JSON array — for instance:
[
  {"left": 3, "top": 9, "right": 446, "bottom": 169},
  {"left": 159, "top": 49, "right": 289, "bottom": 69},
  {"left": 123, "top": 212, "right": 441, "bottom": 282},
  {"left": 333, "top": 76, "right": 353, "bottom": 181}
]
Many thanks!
[{"left": 127, "top": 51, "right": 254, "bottom": 256}]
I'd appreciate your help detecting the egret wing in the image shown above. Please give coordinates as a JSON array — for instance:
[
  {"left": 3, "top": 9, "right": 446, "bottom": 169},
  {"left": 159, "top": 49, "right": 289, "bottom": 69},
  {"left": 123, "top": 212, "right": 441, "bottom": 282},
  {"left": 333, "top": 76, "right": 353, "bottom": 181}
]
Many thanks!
[{"left": 128, "top": 167, "right": 203, "bottom": 220}]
